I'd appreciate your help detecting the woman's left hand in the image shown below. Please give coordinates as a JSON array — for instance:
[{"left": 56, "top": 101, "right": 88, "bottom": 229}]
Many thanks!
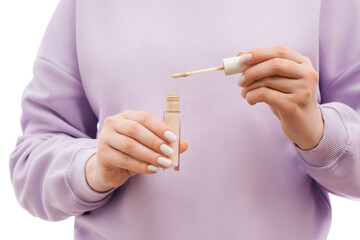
[{"left": 239, "top": 45, "right": 323, "bottom": 150}]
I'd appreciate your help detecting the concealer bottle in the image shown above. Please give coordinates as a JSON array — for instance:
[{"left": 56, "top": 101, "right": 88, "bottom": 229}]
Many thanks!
[{"left": 164, "top": 94, "right": 180, "bottom": 171}]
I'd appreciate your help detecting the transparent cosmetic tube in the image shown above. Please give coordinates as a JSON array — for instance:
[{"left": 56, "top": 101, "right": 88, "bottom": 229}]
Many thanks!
[{"left": 163, "top": 94, "right": 181, "bottom": 171}]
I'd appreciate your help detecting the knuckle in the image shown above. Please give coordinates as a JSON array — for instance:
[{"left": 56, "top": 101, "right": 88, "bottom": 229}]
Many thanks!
[
  {"left": 120, "top": 155, "right": 131, "bottom": 170},
  {"left": 104, "top": 116, "right": 115, "bottom": 126},
  {"left": 126, "top": 121, "right": 139, "bottom": 136},
  {"left": 292, "top": 90, "right": 308, "bottom": 106},
  {"left": 123, "top": 110, "right": 134, "bottom": 115},
  {"left": 275, "top": 45, "right": 289, "bottom": 57},
  {"left": 299, "top": 89, "right": 313, "bottom": 104},
  {"left": 303, "top": 89, "right": 312, "bottom": 99},
  {"left": 122, "top": 139, "right": 135, "bottom": 151},
  {"left": 271, "top": 58, "right": 284, "bottom": 71},
  {"left": 138, "top": 111, "right": 152, "bottom": 124},
  {"left": 308, "top": 69, "right": 319, "bottom": 82},
  {"left": 121, "top": 110, "right": 134, "bottom": 119},
  {"left": 259, "top": 87, "right": 268, "bottom": 99}
]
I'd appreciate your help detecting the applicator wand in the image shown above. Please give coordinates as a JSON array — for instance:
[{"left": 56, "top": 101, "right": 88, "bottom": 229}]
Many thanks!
[{"left": 172, "top": 54, "right": 252, "bottom": 78}]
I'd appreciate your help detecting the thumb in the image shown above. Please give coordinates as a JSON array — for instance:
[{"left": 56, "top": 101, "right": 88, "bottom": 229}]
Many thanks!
[{"left": 179, "top": 139, "right": 188, "bottom": 153}]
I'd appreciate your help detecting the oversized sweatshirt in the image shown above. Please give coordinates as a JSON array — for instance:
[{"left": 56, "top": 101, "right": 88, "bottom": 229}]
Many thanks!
[{"left": 9, "top": 0, "right": 360, "bottom": 239}]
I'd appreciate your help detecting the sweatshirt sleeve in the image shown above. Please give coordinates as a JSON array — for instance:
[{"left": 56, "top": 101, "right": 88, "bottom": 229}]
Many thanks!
[
  {"left": 9, "top": 0, "right": 114, "bottom": 221},
  {"left": 296, "top": 0, "right": 360, "bottom": 199}
]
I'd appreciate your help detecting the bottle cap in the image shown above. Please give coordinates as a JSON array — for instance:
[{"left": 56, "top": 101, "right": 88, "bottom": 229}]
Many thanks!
[{"left": 222, "top": 56, "right": 248, "bottom": 76}]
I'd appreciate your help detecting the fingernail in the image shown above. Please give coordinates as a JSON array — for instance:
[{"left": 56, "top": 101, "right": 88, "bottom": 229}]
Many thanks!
[
  {"left": 164, "top": 130, "right": 177, "bottom": 143},
  {"left": 147, "top": 165, "right": 159, "bottom": 172},
  {"left": 239, "top": 53, "right": 252, "bottom": 63},
  {"left": 157, "top": 157, "right": 172, "bottom": 168},
  {"left": 160, "top": 144, "right": 174, "bottom": 156},
  {"left": 241, "top": 89, "right": 246, "bottom": 98},
  {"left": 238, "top": 74, "right": 246, "bottom": 86}
]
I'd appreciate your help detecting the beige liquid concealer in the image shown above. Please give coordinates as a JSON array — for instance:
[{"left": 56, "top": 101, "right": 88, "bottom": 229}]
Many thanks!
[{"left": 164, "top": 94, "right": 180, "bottom": 171}]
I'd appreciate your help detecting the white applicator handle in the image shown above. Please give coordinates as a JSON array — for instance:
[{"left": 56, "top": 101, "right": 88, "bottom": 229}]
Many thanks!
[{"left": 222, "top": 54, "right": 251, "bottom": 76}]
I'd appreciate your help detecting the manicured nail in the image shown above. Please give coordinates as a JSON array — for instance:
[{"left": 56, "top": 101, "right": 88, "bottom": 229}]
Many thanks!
[
  {"left": 239, "top": 53, "right": 252, "bottom": 63},
  {"left": 147, "top": 165, "right": 159, "bottom": 172},
  {"left": 241, "top": 89, "right": 246, "bottom": 98},
  {"left": 157, "top": 157, "right": 172, "bottom": 168},
  {"left": 238, "top": 74, "right": 246, "bottom": 86},
  {"left": 160, "top": 144, "right": 174, "bottom": 156},
  {"left": 164, "top": 130, "right": 177, "bottom": 143}
]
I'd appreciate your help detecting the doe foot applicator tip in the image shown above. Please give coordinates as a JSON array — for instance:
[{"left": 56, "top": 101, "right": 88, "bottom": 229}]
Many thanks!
[{"left": 172, "top": 72, "right": 188, "bottom": 78}]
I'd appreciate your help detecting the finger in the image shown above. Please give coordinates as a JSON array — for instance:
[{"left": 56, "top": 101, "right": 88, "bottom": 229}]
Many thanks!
[
  {"left": 106, "top": 132, "right": 173, "bottom": 169},
  {"left": 242, "top": 76, "right": 300, "bottom": 97},
  {"left": 113, "top": 150, "right": 159, "bottom": 174},
  {"left": 98, "top": 144, "right": 158, "bottom": 174},
  {"left": 245, "top": 45, "right": 306, "bottom": 65},
  {"left": 114, "top": 118, "right": 169, "bottom": 156},
  {"left": 241, "top": 58, "right": 304, "bottom": 87},
  {"left": 245, "top": 86, "right": 290, "bottom": 112},
  {"left": 114, "top": 118, "right": 188, "bottom": 155},
  {"left": 120, "top": 110, "right": 179, "bottom": 143}
]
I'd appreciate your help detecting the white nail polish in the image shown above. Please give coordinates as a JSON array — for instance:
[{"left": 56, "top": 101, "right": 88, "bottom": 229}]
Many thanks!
[
  {"left": 241, "top": 89, "right": 246, "bottom": 98},
  {"left": 147, "top": 165, "right": 159, "bottom": 172},
  {"left": 157, "top": 157, "right": 172, "bottom": 168},
  {"left": 238, "top": 74, "right": 246, "bottom": 86},
  {"left": 239, "top": 53, "right": 252, "bottom": 63},
  {"left": 160, "top": 144, "right": 174, "bottom": 157},
  {"left": 164, "top": 130, "right": 177, "bottom": 143}
]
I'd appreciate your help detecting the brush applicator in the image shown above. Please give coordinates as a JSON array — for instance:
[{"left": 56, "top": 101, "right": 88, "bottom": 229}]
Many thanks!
[{"left": 172, "top": 54, "right": 252, "bottom": 78}]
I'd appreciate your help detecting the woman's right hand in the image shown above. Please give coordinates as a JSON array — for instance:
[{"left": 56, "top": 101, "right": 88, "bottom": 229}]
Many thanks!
[{"left": 86, "top": 110, "right": 188, "bottom": 192}]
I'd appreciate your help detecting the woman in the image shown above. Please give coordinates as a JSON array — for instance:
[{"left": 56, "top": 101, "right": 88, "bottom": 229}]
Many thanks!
[{"left": 10, "top": 0, "right": 360, "bottom": 239}]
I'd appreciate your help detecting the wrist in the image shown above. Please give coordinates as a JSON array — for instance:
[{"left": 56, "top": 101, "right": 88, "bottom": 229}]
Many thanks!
[
  {"left": 85, "top": 154, "right": 113, "bottom": 193},
  {"left": 295, "top": 106, "right": 324, "bottom": 150}
]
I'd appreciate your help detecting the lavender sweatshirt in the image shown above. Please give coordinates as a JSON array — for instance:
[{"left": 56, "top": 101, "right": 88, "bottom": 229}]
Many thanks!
[{"left": 9, "top": 0, "right": 360, "bottom": 239}]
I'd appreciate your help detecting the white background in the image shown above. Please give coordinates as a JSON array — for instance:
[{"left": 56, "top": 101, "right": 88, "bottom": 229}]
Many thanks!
[{"left": 1, "top": 1, "right": 360, "bottom": 239}]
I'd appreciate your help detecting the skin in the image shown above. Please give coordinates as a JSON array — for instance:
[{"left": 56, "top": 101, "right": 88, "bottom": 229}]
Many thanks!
[
  {"left": 238, "top": 45, "right": 324, "bottom": 151},
  {"left": 87, "top": 45, "right": 323, "bottom": 192},
  {"left": 86, "top": 110, "right": 188, "bottom": 192}
]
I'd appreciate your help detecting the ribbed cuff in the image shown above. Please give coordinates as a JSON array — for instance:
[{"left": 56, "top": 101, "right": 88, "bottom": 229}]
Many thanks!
[
  {"left": 66, "top": 146, "right": 115, "bottom": 203},
  {"left": 296, "top": 105, "right": 349, "bottom": 168}
]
